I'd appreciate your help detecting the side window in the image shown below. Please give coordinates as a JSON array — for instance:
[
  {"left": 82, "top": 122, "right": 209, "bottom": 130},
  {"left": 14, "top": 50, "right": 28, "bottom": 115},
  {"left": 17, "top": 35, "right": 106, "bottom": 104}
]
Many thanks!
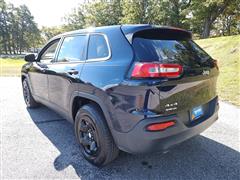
[
  {"left": 57, "top": 35, "right": 87, "bottom": 62},
  {"left": 40, "top": 40, "right": 60, "bottom": 63},
  {"left": 87, "top": 34, "right": 110, "bottom": 60}
]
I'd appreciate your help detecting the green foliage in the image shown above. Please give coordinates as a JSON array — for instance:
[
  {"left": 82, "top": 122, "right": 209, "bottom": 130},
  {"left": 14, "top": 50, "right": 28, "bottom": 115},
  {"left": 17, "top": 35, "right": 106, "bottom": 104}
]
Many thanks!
[
  {"left": 120, "top": 0, "right": 191, "bottom": 28},
  {"left": 63, "top": 0, "right": 122, "bottom": 30},
  {"left": 41, "top": 26, "right": 66, "bottom": 42},
  {"left": 0, "top": 0, "right": 239, "bottom": 54},
  {"left": 189, "top": 0, "right": 240, "bottom": 38},
  {"left": 63, "top": 0, "right": 239, "bottom": 39},
  {"left": 63, "top": 5, "right": 86, "bottom": 31},
  {"left": 120, "top": 0, "right": 147, "bottom": 24},
  {"left": 84, "top": 0, "right": 122, "bottom": 26},
  {"left": 0, "top": 0, "right": 41, "bottom": 54},
  {"left": 213, "top": 0, "right": 240, "bottom": 36}
]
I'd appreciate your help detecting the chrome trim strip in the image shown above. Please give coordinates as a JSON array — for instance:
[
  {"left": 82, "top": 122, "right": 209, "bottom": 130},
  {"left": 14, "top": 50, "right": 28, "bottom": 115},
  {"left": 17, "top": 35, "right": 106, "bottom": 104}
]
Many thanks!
[
  {"left": 44, "top": 32, "right": 111, "bottom": 64},
  {"left": 85, "top": 33, "right": 111, "bottom": 63}
]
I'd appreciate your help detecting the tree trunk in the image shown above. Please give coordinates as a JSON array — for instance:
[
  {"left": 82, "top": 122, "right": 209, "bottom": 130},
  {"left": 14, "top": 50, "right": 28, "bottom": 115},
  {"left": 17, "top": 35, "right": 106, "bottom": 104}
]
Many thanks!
[
  {"left": 12, "top": 40, "right": 16, "bottom": 54},
  {"left": 201, "top": 18, "right": 211, "bottom": 38},
  {"left": 227, "top": 16, "right": 232, "bottom": 36},
  {"left": 1, "top": 30, "right": 8, "bottom": 54},
  {"left": 3, "top": 43, "right": 8, "bottom": 54},
  {"left": 201, "top": 0, "right": 230, "bottom": 39},
  {"left": 7, "top": 42, "right": 12, "bottom": 54},
  {"left": 3, "top": 38, "right": 8, "bottom": 54}
]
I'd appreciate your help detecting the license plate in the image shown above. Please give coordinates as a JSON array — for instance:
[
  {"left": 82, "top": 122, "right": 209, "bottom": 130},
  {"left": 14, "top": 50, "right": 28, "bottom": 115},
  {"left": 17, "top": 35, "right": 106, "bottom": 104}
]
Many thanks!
[{"left": 191, "top": 106, "right": 203, "bottom": 121}]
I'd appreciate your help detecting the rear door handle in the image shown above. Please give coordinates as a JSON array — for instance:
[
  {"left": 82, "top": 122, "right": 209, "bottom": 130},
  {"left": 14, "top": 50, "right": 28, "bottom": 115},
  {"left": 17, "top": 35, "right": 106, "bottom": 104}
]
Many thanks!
[{"left": 67, "top": 69, "right": 79, "bottom": 75}]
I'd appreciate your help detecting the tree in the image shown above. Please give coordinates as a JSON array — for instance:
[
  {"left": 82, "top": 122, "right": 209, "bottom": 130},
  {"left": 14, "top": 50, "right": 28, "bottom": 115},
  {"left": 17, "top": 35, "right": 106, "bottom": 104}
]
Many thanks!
[
  {"left": 41, "top": 26, "right": 66, "bottom": 41},
  {"left": 120, "top": 0, "right": 148, "bottom": 24},
  {"left": 120, "top": 0, "right": 191, "bottom": 28},
  {"left": 190, "top": 0, "right": 234, "bottom": 38},
  {"left": 63, "top": 0, "right": 239, "bottom": 39},
  {"left": 164, "top": 0, "right": 191, "bottom": 28},
  {"left": 63, "top": 4, "right": 86, "bottom": 31},
  {"left": 214, "top": 0, "right": 240, "bottom": 36},
  {"left": 84, "top": 0, "right": 122, "bottom": 26},
  {"left": 1, "top": 0, "right": 239, "bottom": 54},
  {"left": 0, "top": 0, "right": 41, "bottom": 54},
  {"left": 64, "top": 0, "right": 122, "bottom": 29},
  {"left": 0, "top": 0, "right": 10, "bottom": 54}
]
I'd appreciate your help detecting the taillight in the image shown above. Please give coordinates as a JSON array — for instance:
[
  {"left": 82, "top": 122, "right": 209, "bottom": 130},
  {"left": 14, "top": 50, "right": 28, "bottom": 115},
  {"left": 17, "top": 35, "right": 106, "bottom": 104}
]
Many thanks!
[
  {"left": 131, "top": 62, "right": 183, "bottom": 78},
  {"left": 146, "top": 121, "right": 175, "bottom": 131}
]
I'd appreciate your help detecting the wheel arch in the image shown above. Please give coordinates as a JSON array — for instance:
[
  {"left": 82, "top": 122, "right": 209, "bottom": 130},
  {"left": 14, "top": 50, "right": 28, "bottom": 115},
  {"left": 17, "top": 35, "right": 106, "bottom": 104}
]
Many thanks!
[{"left": 70, "top": 91, "right": 113, "bottom": 129}]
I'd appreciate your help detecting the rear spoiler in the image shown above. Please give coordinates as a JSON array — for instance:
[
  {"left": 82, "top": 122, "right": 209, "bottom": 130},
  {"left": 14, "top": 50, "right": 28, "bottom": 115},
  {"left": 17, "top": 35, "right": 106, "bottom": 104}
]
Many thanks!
[{"left": 121, "top": 25, "right": 192, "bottom": 43}]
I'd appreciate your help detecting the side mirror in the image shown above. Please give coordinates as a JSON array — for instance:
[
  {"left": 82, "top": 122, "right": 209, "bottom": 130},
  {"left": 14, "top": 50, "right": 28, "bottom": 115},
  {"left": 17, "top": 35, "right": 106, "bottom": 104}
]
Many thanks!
[{"left": 24, "top": 54, "right": 36, "bottom": 62}]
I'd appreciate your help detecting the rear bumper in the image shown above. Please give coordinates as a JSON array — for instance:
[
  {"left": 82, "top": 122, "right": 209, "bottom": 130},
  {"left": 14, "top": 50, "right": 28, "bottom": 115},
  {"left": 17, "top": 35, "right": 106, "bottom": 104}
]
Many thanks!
[{"left": 113, "top": 103, "right": 219, "bottom": 154}]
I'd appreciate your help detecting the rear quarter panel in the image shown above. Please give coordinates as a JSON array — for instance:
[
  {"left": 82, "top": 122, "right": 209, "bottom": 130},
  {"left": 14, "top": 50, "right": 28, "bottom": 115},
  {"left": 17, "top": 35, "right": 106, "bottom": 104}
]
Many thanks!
[{"left": 79, "top": 27, "right": 135, "bottom": 131}]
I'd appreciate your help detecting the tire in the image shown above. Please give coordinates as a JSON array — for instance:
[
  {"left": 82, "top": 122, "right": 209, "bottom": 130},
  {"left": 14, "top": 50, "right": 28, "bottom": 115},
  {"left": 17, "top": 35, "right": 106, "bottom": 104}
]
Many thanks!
[
  {"left": 22, "top": 78, "right": 39, "bottom": 108},
  {"left": 74, "top": 104, "right": 119, "bottom": 167}
]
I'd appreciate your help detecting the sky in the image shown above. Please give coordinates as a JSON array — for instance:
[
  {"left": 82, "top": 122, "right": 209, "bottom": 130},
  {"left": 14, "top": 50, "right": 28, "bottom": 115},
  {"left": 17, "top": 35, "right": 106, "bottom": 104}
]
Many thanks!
[{"left": 5, "top": 0, "right": 84, "bottom": 27}]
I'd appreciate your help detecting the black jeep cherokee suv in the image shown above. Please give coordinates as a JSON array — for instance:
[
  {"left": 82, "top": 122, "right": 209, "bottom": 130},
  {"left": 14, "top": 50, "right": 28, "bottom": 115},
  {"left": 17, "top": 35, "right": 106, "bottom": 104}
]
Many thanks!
[{"left": 21, "top": 24, "right": 219, "bottom": 166}]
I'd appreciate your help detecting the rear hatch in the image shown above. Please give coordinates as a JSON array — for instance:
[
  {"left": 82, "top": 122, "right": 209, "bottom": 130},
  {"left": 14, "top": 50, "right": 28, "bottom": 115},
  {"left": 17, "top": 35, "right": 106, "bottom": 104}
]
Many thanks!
[{"left": 123, "top": 26, "right": 219, "bottom": 115}]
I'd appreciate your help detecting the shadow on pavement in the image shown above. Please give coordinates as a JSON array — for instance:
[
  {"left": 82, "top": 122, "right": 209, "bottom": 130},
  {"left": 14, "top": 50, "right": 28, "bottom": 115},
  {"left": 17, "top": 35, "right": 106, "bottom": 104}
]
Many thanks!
[{"left": 27, "top": 106, "right": 240, "bottom": 179}]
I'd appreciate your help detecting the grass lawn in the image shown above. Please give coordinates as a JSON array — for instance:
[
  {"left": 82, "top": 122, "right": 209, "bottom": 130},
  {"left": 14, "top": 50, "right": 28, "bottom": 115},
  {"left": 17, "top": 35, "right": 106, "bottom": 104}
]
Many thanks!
[
  {"left": 196, "top": 35, "right": 240, "bottom": 106},
  {"left": 0, "top": 58, "right": 25, "bottom": 77}
]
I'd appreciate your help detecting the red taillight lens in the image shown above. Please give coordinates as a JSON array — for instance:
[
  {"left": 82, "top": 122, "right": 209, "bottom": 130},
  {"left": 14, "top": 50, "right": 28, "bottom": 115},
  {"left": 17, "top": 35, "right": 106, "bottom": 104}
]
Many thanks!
[
  {"left": 131, "top": 62, "right": 183, "bottom": 78},
  {"left": 146, "top": 121, "right": 175, "bottom": 131},
  {"left": 131, "top": 63, "right": 159, "bottom": 78}
]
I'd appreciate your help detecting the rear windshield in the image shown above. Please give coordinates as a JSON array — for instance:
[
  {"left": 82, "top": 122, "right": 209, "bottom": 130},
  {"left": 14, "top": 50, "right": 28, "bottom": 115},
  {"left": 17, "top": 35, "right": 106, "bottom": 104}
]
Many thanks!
[{"left": 132, "top": 37, "right": 212, "bottom": 67}]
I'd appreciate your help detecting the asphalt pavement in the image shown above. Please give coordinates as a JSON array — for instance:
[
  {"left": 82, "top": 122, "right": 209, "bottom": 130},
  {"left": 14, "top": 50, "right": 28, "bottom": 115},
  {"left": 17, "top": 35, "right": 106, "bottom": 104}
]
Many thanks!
[{"left": 0, "top": 77, "right": 239, "bottom": 179}]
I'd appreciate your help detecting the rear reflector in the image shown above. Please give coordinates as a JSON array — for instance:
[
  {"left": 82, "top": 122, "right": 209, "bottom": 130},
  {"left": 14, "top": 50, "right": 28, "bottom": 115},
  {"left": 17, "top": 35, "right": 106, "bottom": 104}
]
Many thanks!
[
  {"left": 146, "top": 121, "right": 175, "bottom": 131},
  {"left": 131, "top": 62, "right": 183, "bottom": 78}
]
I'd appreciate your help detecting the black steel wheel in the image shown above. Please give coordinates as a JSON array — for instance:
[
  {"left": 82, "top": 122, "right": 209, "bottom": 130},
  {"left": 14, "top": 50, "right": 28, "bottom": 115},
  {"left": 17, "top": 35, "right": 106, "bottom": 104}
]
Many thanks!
[
  {"left": 74, "top": 104, "right": 119, "bottom": 167},
  {"left": 22, "top": 78, "right": 39, "bottom": 108},
  {"left": 78, "top": 116, "right": 100, "bottom": 158}
]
